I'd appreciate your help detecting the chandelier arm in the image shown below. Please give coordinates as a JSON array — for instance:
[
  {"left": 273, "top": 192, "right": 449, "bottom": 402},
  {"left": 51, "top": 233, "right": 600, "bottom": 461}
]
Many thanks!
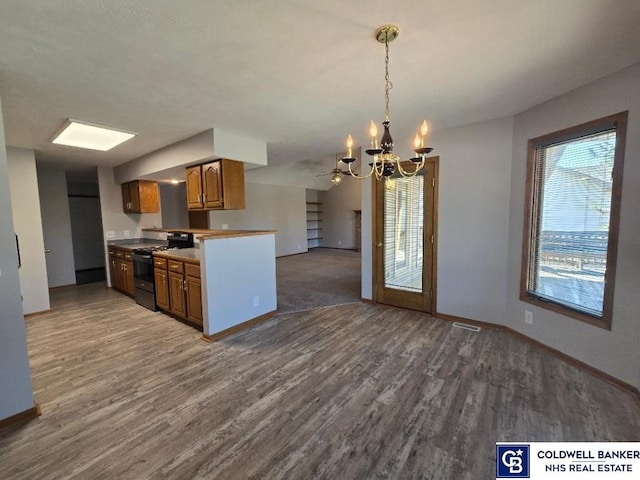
[
  {"left": 396, "top": 158, "right": 425, "bottom": 177},
  {"left": 374, "top": 157, "right": 386, "bottom": 180},
  {"left": 348, "top": 162, "right": 376, "bottom": 179}
]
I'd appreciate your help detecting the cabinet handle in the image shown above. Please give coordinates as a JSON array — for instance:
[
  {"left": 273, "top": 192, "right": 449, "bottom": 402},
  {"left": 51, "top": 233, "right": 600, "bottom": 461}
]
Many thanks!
[{"left": 202, "top": 193, "right": 206, "bottom": 203}]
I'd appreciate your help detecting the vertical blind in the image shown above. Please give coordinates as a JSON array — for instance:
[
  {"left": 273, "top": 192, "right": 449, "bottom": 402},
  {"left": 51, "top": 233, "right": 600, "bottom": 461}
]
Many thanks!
[
  {"left": 529, "top": 129, "right": 616, "bottom": 317},
  {"left": 383, "top": 176, "right": 424, "bottom": 292}
]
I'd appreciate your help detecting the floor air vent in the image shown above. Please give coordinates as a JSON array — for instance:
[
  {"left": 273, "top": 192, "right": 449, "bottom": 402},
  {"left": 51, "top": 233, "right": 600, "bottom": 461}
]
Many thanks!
[{"left": 452, "top": 322, "right": 481, "bottom": 332}]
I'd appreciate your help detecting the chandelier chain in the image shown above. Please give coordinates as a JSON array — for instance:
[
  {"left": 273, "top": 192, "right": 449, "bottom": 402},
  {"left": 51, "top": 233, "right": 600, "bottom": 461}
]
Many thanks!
[{"left": 384, "top": 37, "right": 392, "bottom": 122}]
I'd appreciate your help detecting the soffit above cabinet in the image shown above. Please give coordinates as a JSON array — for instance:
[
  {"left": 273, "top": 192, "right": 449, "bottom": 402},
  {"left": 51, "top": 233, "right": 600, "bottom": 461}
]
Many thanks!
[{"left": 114, "top": 128, "right": 267, "bottom": 184}]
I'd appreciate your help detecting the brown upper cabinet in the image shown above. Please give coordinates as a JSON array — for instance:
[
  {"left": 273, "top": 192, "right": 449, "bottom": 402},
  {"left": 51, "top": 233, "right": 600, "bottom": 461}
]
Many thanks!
[
  {"left": 122, "top": 180, "right": 160, "bottom": 213},
  {"left": 186, "top": 159, "right": 245, "bottom": 211}
]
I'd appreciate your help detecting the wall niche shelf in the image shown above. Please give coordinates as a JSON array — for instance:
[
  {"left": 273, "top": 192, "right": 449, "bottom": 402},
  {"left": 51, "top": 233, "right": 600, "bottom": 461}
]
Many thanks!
[{"left": 306, "top": 202, "right": 323, "bottom": 248}]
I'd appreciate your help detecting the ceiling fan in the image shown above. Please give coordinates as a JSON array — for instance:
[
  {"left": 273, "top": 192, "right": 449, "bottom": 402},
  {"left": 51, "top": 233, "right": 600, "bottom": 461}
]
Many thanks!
[{"left": 315, "top": 154, "right": 349, "bottom": 185}]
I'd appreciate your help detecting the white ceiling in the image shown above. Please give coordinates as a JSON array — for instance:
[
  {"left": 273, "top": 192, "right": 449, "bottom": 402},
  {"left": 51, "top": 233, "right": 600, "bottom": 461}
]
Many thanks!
[{"left": 1, "top": 0, "right": 640, "bottom": 183}]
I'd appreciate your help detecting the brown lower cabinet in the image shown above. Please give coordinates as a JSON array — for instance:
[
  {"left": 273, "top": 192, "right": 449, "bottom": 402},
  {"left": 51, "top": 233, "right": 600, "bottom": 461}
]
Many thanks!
[
  {"left": 108, "top": 247, "right": 134, "bottom": 296},
  {"left": 154, "top": 255, "right": 202, "bottom": 328}
]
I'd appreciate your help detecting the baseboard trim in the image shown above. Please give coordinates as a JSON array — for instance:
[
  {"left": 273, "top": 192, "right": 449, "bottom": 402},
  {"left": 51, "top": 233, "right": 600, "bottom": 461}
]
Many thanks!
[
  {"left": 503, "top": 326, "right": 640, "bottom": 406},
  {"left": 360, "top": 297, "right": 374, "bottom": 304},
  {"left": 48, "top": 284, "right": 77, "bottom": 291},
  {"left": 435, "top": 311, "right": 640, "bottom": 404},
  {"left": 24, "top": 309, "right": 52, "bottom": 319},
  {"left": 202, "top": 310, "right": 277, "bottom": 343},
  {"left": 0, "top": 403, "right": 41, "bottom": 430},
  {"left": 276, "top": 252, "right": 308, "bottom": 259}
]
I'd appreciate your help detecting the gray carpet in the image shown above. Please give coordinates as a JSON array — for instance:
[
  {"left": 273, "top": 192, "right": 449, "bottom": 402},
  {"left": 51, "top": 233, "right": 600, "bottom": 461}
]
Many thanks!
[{"left": 276, "top": 248, "right": 361, "bottom": 314}]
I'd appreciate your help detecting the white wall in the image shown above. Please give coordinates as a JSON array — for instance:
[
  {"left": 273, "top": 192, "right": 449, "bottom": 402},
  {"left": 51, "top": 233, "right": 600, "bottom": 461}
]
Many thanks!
[
  {"left": 202, "top": 234, "right": 277, "bottom": 336},
  {"left": 431, "top": 117, "right": 514, "bottom": 323},
  {"left": 0, "top": 97, "right": 36, "bottom": 420},
  {"left": 319, "top": 177, "right": 361, "bottom": 249},
  {"left": 506, "top": 62, "right": 640, "bottom": 389},
  {"left": 6, "top": 147, "right": 50, "bottom": 314},
  {"left": 159, "top": 183, "right": 189, "bottom": 229},
  {"left": 207, "top": 182, "right": 307, "bottom": 257},
  {"left": 97, "top": 166, "right": 163, "bottom": 286},
  {"left": 37, "top": 164, "right": 76, "bottom": 287}
]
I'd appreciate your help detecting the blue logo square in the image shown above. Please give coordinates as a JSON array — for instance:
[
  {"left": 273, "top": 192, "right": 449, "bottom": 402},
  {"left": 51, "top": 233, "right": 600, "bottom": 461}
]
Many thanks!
[{"left": 496, "top": 444, "right": 530, "bottom": 478}]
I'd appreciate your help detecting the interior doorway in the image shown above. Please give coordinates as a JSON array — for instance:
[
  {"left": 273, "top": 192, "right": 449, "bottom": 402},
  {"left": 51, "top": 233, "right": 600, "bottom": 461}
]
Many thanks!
[{"left": 374, "top": 157, "right": 438, "bottom": 313}]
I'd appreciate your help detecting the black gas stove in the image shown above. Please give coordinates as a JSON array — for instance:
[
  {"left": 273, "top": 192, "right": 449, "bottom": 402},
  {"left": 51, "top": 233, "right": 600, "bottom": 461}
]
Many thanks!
[{"left": 132, "top": 232, "right": 195, "bottom": 311}]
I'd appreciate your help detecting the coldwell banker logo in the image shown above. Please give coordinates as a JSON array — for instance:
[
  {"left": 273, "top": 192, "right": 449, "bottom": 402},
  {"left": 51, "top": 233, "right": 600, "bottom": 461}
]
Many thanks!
[{"left": 496, "top": 444, "right": 530, "bottom": 478}]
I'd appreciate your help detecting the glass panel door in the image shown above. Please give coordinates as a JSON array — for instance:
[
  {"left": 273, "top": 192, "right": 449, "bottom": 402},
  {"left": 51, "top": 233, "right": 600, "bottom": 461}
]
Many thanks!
[{"left": 374, "top": 159, "right": 437, "bottom": 313}]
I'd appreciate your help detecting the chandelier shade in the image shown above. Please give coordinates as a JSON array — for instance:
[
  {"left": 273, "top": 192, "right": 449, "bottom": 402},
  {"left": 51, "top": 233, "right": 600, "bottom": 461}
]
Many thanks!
[{"left": 342, "top": 25, "right": 433, "bottom": 180}]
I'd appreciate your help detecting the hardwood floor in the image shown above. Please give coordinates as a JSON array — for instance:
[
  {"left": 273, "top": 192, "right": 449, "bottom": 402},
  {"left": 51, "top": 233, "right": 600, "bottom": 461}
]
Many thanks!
[{"left": 1, "top": 283, "right": 638, "bottom": 479}]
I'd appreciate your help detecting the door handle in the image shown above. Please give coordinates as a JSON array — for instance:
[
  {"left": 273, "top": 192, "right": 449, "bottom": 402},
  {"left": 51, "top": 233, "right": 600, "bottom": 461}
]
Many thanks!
[
  {"left": 44, "top": 249, "right": 51, "bottom": 253},
  {"left": 376, "top": 243, "right": 383, "bottom": 247}
]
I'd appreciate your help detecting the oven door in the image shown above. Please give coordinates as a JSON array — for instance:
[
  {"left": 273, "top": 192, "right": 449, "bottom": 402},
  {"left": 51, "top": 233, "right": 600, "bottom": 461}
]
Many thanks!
[{"left": 132, "top": 253, "right": 154, "bottom": 292}]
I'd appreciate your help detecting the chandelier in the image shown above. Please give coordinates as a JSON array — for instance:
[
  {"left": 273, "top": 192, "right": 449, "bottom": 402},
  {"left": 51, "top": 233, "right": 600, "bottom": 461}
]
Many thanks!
[{"left": 341, "top": 25, "right": 433, "bottom": 179}]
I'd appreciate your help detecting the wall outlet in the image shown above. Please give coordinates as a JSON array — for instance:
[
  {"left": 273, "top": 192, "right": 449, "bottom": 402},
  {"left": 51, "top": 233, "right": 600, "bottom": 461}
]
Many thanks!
[
  {"left": 253, "top": 296, "right": 259, "bottom": 307},
  {"left": 338, "top": 240, "right": 342, "bottom": 245},
  {"left": 222, "top": 224, "right": 229, "bottom": 230},
  {"left": 106, "top": 231, "right": 115, "bottom": 238},
  {"left": 525, "top": 310, "right": 533, "bottom": 325},
  {"left": 123, "top": 230, "right": 130, "bottom": 237}
]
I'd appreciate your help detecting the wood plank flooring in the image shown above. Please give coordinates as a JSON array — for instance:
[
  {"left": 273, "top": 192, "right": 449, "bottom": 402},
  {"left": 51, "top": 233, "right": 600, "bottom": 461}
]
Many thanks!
[{"left": 1, "top": 283, "right": 638, "bottom": 479}]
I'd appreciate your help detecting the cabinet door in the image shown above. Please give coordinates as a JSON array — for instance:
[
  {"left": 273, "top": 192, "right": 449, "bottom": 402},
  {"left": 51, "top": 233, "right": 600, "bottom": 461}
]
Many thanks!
[
  {"left": 115, "top": 259, "right": 127, "bottom": 291},
  {"left": 203, "top": 161, "right": 223, "bottom": 208},
  {"left": 108, "top": 252, "right": 118, "bottom": 288},
  {"left": 136, "top": 181, "right": 159, "bottom": 213},
  {"left": 186, "top": 166, "right": 204, "bottom": 210},
  {"left": 154, "top": 269, "right": 170, "bottom": 311},
  {"left": 218, "top": 159, "right": 245, "bottom": 210},
  {"left": 168, "top": 271, "right": 186, "bottom": 318},
  {"left": 122, "top": 184, "right": 132, "bottom": 213},
  {"left": 124, "top": 260, "right": 135, "bottom": 296},
  {"left": 185, "top": 276, "right": 203, "bottom": 327},
  {"left": 128, "top": 183, "right": 141, "bottom": 212}
]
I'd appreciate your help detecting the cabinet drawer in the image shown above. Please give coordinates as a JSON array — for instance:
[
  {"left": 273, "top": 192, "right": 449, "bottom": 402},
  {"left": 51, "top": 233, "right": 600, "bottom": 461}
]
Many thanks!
[
  {"left": 185, "top": 262, "right": 200, "bottom": 278},
  {"left": 115, "top": 250, "right": 124, "bottom": 258},
  {"left": 168, "top": 261, "right": 184, "bottom": 273},
  {"left": 154, "top": 258, "right": 167, "bottom": 270},
  {"left": 124, "top": 251, "right": 133, "bottom": 261}
]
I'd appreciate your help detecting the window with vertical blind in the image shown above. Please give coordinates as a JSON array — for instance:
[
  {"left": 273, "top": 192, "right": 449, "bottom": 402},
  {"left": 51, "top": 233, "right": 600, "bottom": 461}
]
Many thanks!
[{"left": 521, "top": 112, "right": 627, "bottom": 329}]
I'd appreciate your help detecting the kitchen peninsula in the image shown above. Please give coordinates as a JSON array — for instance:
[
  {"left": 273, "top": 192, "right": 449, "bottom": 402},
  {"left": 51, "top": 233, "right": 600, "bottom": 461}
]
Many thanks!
[{"left": 143, "top": 228, "right": 277, "bottom": 341}]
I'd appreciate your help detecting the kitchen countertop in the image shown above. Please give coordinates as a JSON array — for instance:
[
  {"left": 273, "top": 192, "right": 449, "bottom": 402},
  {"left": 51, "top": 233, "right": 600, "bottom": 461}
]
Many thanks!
[
  {"left": 153, "top": 248, "right": 201, "bottom": 262},
  {"left": 107, "top": 239, "right": 167, "bottom": 250},
  {"left": 143, "top": 228, "right": 276, "bottom": 240},
  {"left": 198, "top": 230, "right": 277, "bottom": 240}
]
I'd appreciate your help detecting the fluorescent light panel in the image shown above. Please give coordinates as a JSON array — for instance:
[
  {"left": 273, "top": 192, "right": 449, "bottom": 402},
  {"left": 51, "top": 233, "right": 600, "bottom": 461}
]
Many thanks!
[{"left": 52, "top": 119, "right": 136, "bottom": 151}]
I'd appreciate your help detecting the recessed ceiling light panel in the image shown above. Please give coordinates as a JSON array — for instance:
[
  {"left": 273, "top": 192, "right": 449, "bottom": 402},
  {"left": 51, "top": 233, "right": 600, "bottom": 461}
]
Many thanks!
[{"left": 51, "top": 119, "right": 136, "bottom": 151}]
